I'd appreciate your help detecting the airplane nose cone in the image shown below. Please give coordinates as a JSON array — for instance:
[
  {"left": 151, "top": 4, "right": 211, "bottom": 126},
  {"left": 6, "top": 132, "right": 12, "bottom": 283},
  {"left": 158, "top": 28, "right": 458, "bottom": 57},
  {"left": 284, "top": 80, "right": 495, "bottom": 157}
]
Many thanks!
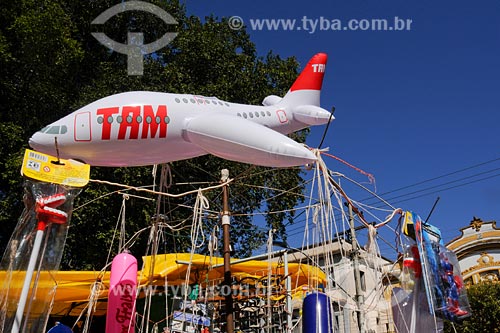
[
  {"left": 29, "top": 132, "right": 57, "bottom": 157},
  {"left": 28, "top": 133, "right": 40, "bottom": 150}
]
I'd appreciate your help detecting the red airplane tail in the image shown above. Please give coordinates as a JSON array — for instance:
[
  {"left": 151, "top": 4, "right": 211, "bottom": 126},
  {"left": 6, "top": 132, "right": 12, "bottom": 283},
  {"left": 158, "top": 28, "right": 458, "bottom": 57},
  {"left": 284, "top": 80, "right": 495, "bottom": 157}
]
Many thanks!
[
  {"left": 281, "top": 53, "right": 328, "bottom": 107},
  {"left": 290, "top": 53, "right": 327, "bottom": 92}
]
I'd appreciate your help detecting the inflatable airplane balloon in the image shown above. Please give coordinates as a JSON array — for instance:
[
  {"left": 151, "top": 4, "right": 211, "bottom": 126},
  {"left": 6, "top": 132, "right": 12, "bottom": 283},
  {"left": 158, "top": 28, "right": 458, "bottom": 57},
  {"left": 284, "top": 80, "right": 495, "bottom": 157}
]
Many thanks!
[{"left": 29, "top": 53, "right": 332, "bottom": 167}]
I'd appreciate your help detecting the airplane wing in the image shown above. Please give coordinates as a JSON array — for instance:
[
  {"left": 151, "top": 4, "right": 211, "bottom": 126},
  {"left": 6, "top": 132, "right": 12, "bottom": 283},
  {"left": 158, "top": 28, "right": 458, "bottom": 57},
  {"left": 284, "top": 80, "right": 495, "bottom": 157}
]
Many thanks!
[{"left": 184, "top": 113, "right": 316, "bottom": 167}]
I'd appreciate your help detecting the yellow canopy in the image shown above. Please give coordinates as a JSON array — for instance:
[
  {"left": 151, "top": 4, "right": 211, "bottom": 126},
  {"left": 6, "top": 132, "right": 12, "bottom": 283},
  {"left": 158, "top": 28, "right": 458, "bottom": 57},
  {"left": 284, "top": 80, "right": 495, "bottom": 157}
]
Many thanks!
[
  {"left": 1, "top": 253, "right": 326, "bottom": 317},
  {"left": 141, "top": 253, "right": 326, "bottom": 287}
]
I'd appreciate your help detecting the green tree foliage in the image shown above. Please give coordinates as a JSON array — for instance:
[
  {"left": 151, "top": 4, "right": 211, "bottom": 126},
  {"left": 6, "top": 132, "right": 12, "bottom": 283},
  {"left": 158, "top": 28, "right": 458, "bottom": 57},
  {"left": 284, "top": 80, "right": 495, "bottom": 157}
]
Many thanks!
[
  {"left": 0, "top": 0, "right": 309, "bottom": 270},
  {"left": 444, "top": 282, "right": 500, "bottom": 332}
]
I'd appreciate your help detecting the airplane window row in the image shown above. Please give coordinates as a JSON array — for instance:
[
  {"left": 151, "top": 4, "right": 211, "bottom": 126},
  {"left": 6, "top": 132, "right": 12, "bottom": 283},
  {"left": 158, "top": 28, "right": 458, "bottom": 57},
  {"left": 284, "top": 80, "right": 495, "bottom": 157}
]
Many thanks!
[
  {"left": 174, "top": 97, "right": 230, "bottom": 107},
  {"left": 237, "top": 111, "right": 272, "bottom": 119},
  {"left": 39, "top": 125, "right": 68, "bottom": 135},
  {"left": 97, "top": 115, "right": 170, "bottom": 125}
]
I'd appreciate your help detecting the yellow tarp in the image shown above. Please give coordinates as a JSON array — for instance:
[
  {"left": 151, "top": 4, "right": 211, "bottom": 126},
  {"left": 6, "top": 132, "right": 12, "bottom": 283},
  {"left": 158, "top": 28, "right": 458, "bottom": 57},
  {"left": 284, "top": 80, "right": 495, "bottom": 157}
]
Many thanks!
[{"left": 1, "top": 253, "right": 326, "bottom": 317}]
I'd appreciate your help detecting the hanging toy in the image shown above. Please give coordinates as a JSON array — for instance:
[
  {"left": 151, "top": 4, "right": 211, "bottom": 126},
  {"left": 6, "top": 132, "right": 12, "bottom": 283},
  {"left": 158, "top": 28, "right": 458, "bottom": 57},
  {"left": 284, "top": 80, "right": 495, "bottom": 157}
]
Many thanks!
[
  {"left": 12, "top": 193, "right": 67, "bottom": 333},
  {"left": 401, "top": 245, "right": 422, "bottom": 292},
  {"left": 0, "top": 149, "right": 88, "bottom": 333},
  {"left": 106, "top": 252, "right": 138, "bottom": 333},
  {"left": 302, "top": 292, "right": 334, "bottom": 333},
  {"left": 439, "top": 250, "right": 469, "bottom": 318}
]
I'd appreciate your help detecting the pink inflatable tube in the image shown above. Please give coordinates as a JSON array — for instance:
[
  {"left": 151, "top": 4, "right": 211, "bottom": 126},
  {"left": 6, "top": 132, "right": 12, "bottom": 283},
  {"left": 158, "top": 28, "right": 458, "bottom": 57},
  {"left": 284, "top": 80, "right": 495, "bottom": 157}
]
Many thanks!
[{"left": 106, "top": 252, "right": 138, "bottom": 333}]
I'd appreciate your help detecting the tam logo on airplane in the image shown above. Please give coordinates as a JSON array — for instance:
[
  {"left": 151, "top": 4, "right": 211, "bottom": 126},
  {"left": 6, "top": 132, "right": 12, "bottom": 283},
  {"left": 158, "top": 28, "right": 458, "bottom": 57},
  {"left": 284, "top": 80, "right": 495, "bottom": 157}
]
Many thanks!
[
  {"left": 311, "top": 63, "right": 325, "bottom": 73},
  {"left": 96, "top": 105, "right": 169, "bottom": 140}
]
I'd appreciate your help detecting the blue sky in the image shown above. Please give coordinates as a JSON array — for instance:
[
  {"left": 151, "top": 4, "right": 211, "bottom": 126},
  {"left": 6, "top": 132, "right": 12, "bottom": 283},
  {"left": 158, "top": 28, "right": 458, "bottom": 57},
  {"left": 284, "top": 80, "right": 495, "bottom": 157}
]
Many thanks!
[{"left": 185, "top": 0, "right": 500, "bottom": 257}]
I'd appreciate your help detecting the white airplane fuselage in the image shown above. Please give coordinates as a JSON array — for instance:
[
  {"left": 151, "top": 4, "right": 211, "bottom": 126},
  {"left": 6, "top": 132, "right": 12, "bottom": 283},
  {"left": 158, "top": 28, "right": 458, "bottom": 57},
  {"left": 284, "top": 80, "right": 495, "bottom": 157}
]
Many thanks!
[{"left": 29, "top": 53, "right": 332, "bottom": 167}]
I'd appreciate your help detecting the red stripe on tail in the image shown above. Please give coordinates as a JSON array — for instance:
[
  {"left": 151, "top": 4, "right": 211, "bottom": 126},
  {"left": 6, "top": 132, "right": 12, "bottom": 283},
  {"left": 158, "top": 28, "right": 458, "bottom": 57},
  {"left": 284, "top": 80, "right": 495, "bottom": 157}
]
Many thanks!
[{"left": 290, "top": 53, "right": 328, "bottom": 92}]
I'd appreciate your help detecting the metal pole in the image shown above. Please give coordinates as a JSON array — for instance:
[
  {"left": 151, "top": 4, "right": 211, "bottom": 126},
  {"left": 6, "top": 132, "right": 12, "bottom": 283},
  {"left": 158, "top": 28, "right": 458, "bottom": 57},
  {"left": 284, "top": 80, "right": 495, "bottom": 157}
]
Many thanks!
[
  {"left": 221, "top": 169, "right": 234, "bottom": 333},
  {"left": 284, "top": 251, "right": 293, "bottom": 332},
  {"left": 267, "top": 230, "right": 272, "bottom": 333},
  {"left": 12, "top": 226, "right": 45, "bottom": 333},
  {"left": 348, "top": 203, "right": 365, "bottom": 333},
  {"left": 410, "top": 275, "right": 419, "bottom": 333}
]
